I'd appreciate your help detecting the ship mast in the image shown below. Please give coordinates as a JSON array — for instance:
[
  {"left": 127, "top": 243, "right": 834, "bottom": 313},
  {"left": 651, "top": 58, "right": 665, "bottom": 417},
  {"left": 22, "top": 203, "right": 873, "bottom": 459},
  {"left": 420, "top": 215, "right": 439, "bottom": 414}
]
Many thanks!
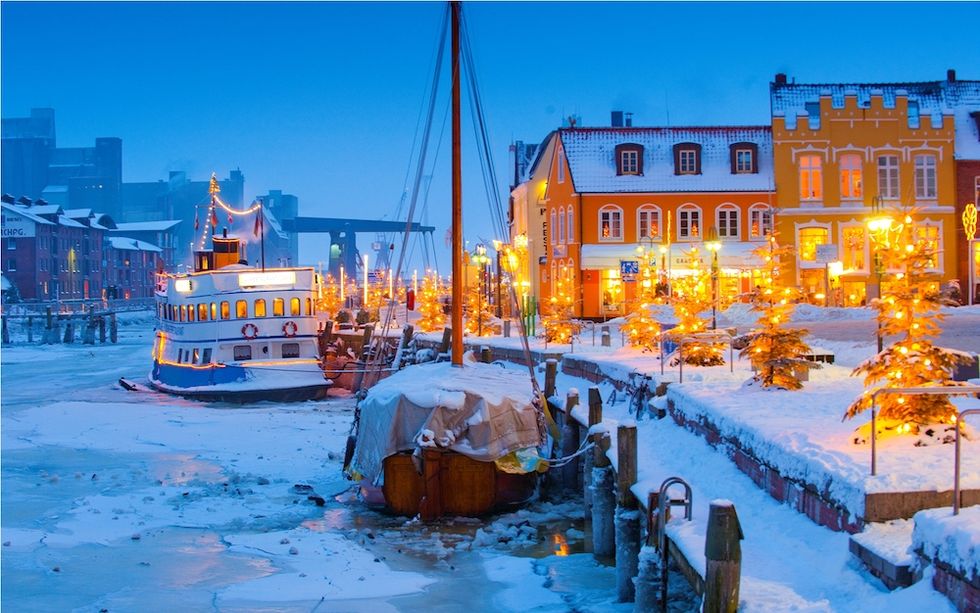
[{"left": 450, "top": 0, "right": 463, "bottom": 366}]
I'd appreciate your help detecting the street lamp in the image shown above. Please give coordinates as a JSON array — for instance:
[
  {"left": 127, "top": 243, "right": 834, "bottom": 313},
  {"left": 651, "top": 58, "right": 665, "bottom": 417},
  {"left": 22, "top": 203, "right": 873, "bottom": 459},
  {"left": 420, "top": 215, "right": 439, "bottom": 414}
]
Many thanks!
[
  {"left": 867, "top": 196, "right": 893, "bottom": 352},
  {"left": 705, "top": 227, "right": 722, "bottom": 330}
]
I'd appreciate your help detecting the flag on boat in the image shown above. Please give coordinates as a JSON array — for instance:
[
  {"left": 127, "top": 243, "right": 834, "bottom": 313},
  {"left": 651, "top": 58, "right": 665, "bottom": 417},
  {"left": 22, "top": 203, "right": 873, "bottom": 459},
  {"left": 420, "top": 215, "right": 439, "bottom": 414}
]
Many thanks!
[
  {"left": 211, "top": 208, "right": 219, "bottom": 227},
  {"left": 253, "top": 212, "right": 261, "bottom": 237},
  {"left": 194, "top": 215, "right": 199, "bottom": 231}
]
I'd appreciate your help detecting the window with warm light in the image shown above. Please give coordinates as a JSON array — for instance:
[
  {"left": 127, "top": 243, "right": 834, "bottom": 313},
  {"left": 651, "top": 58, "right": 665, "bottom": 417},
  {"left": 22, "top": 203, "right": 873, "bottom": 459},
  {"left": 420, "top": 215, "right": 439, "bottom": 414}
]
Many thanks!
[
  {"left": 749, "top": 206, "right": 772, "bottom": 239},
  {"left": 799, "top": 155, "right": 822, "bottom": 200},
  {"left": 839, "top": 154, "right": 862, "bottom": 200},
  {"left": 236, "top": 300, "right": 247, "bottom": 318},
  {"left": 878, "top": 155, "right": 900, "bottom": 199},
  {"left": 915, "top": 224, "right": 941, "bottom": 269},
  {"left": 254, "top": 299, "right": 266, "bottom": 317},
  {"left": 210, "top": 302, "right": 217, "bottom": 320},
  {"left": 914, "top": 155, "right": 937, "bottom": 200},
  {"left": 637, "top": 206, "right": 660, "bottom": 240},
  {"left": 273, "top": 297, "right": 285, "bottom": 317},
  {"left": 717, "top": 206, "right": 739, "bottom": 239},
  {"left": 220, "top": 301, "right": 230, "bottom": 319},
  {"left": 290, "top": 297, "right": 301, "bottom": 316},
  {"left": 198, "top": 303, "right": 208, "bottom": 321},
  {"left": 842, "top": 226, "right": 867, "bottom": 272},
  {"left": 599, "top": 205, "right": 623, "bottom": 241},
  {"left": 798, "top": 227, "right": 829, "bottom": 262},
  {"left": 306, "top": 297, "right": 313, "bottom": 316},
  {"left": 678, "top": 206, "right": 701, "bottom": 239},
  {"left": 187, "top": 305, "right": 195, "bottom": 322}
]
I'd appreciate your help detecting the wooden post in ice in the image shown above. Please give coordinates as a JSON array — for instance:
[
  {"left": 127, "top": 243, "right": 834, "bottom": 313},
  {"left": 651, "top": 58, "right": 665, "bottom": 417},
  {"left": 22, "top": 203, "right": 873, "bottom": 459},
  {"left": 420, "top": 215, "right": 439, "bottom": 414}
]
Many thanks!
[
  {"left": 544, "top": 358, "right": 558, "bottom": 399},
  {"left": 63, "top": 319, "right": 74, "bottom": 344},
  {"left": 109, "top": 312, "right": 118, "bottom": 344},
  {"left": 704, "top": 500, "right": 743, "bottom": 613},
  {"left": 584, "top": 387, "right": 602, "bottom": 510},
  {"left": 591, "top": 388, "right": 615, "bottom": 558},
  {"left": 615, "top": 422, "right": 640, "bottom": 602},
  {"left": 480, "top": 346, "right": 492, "bottom": 364},
  {"left": 560, "top": 389, "right": 580, "bottom": 492},
  {"left": 27, "top": 316, "right": 33, "bottom": 344},
  {"left": 98, "top": 316, "right": 106, "bottom": 344},
  {"left": 1, "top": 315, "right": 9, "bottom": 345},
  {"left": 83, "top": 306, "right": 96, "bottom": 345}
]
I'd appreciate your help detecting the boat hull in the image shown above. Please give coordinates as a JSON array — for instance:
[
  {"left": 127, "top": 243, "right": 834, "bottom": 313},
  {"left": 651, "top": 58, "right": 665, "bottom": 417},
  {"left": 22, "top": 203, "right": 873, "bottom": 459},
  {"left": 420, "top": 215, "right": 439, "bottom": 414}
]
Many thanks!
[{"left": 149, "top": 360, "right": 330, "bottom": 403}]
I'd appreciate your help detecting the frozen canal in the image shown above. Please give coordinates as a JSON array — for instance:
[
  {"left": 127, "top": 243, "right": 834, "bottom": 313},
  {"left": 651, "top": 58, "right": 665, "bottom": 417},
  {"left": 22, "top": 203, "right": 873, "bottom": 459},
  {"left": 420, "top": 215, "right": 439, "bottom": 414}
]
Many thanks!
[{"left": 1, "top": 317, "right": 645, "bottom": 612}]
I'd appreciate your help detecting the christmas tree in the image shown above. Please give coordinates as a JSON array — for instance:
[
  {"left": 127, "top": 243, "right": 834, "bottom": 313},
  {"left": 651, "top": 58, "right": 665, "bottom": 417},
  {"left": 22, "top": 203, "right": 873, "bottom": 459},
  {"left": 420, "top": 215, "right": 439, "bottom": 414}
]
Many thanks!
[
  {"left": 318, "top": 273, "right": 343, "bottom": 319},
  {"left": 464, "top": 282, "right": 499, "bottom": 336},
  {"left": 845, "top": 209, "right": 968, "bottom": 433},
  {"left": 668, "top": 248, "right": 725, "bottom": 366},
  {"left": 542, "top": 276, "right": 580, "bottom": 344},
  {"left": 740, "top": 238, "right": 817, "bottom": 389},
  {"left": 621, "top": 257, "right": 661, "bottom": 352},
  {"left": 416, "top": 273, "right": 447, "bottom": 333}
]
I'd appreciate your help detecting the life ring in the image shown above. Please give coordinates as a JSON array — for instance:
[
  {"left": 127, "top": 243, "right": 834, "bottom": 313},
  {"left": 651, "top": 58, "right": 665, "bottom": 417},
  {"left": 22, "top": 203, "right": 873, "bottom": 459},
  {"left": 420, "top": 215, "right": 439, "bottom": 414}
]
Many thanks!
[
  {"left": 242, "top": 323, "right": 259, "bottom": 339},
  {"left": 282, "top": 321, "right": 298, "bottom": 337}
]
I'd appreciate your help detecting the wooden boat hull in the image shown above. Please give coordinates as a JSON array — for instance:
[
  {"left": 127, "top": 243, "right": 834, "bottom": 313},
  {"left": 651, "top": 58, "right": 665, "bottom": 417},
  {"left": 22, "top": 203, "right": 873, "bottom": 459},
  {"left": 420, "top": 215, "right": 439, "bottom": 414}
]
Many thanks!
[{"left": 361, "top": 449, "right": 538, "bottom": 519}]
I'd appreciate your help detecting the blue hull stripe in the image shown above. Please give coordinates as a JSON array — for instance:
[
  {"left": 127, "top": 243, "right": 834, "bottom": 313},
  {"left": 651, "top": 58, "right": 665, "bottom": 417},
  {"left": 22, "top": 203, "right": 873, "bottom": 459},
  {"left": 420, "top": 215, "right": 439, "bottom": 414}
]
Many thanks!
[{"left": 151, "top": 360, "right": 247, "bottom": 388}]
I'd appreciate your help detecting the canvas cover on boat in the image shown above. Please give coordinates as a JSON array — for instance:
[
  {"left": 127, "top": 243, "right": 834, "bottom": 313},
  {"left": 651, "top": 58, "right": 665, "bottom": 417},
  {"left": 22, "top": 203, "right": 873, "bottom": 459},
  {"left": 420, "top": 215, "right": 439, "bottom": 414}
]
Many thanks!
[{"left": 348, "top": 359, "right": 543, "bottom": 483}]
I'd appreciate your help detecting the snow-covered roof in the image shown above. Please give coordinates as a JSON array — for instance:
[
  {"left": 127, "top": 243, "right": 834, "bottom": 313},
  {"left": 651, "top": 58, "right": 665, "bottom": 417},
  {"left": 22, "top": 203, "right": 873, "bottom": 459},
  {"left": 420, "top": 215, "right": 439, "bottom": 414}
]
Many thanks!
[
  {"left": 112, "top": 220, "right": 182, "bottom": 232},
  {"left": 0, "top": 203, "right": 54, "bottom": 225},
  {"left": 262, "top": 206, "right": 288, "bottom": 240},
  {"left": 107, "top": 236, "right": 162, "bottom": 252},
  {"left": 1, "top": 274, "right": 11, "bottom": 291},
  {"left": 64, "top": 208, "right": 93, "bottom": 219},
  {"left": 560, "top": 126, "right": 773, "bottom": 194},
  {"left": 772, "top": 79, "right": 980, "bottom": 159},
  {"left": 28, "top": 204, "right": 64, "bottom": 217},
  {"left": 57, "top": 215, "right": 86, "bottom": 229}
]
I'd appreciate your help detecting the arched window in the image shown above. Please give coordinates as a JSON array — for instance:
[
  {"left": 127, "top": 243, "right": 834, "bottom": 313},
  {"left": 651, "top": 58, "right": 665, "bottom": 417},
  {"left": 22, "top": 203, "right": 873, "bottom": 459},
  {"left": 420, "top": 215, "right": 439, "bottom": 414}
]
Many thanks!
[
  {"left": 550, "top": 209, "right": 557, "bottom": 246},
  {"left": 290, "top": 297, "right": 301, "bottom": 316},
  {"left": 254, "top": 299, "right": 267, "bottom": 317},
  {"left": 598, "top": 205, "right": 623, "bottom": 241},
  {"left": 236, "top": 300, "right": 248, "bottom": 318},
  {"left": 839, "top": 154, "right": 862, "bottom": 200},
  {"left": 220, "top": 301, "right": 230, "bottom": 319},
  {"left": 273, "top": 297, "right": 285, "bottom": 317},
  {"left": 558, "top": 206, "right": 566, "bottom": 244},
  {"left": 637, "top": 205, "right": 661, "bottom": 241},
  {"left": 748, "top": 204, "right": 773, "bottom": 240},
  {"left": 306, "top": 297, "right": 313, "bottom": 316},
  {"left": 566, "top": 207, "right": 574, "bottom": 243},
  {"left": 677, "top": 204, "right": 702, "bottom": 240},
  {"left": 565, "top": 259, "right": 575, "bottom": 283},
  {"left": 550, "top": 260, "right": 558, "bottom": 295},
  {"left": 716, "top": 204, "right": 740, "bottom": 239}
]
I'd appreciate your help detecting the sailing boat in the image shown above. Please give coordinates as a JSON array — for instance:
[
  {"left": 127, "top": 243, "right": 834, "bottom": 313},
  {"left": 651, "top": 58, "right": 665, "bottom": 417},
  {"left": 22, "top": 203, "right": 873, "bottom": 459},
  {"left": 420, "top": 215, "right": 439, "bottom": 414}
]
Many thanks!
[{"left": 344, "top": 2, "right": 549, "bottom": 519}]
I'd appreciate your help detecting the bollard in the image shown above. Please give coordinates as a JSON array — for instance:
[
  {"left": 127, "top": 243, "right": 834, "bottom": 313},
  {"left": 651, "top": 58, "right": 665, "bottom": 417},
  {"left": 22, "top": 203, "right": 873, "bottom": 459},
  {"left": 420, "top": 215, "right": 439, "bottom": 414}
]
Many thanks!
[
  {"left": 585, "top": 387, "right": 603, "bottom": 509},
  {"left": 704, "top": 500, "right": 743, "bottom": 613},
  {"left": 560, "top": 389, "right": 580, "bottom": 492},
  {"left": 544, "top": 358, "right": 558, "bottom": 399},
  {"left": 480, "top": 346, "right": 492, "bottom": 364},
  {"left": 110, "top": 312, "right": 118, "bottom": 344},
  {"left": 601, "top": 325, "right": 611, "bottom": 347},
  {"left": 616, "top": 423, "right": 641, "bottom": 602},
  {"left": 503, "top": 319, "right": 511, "bottom": 338}
]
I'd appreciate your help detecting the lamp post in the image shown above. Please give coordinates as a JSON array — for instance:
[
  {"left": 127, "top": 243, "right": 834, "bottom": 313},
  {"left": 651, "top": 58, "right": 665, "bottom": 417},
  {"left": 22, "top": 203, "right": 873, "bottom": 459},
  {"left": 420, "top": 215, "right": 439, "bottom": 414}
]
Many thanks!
[
  {"left": 705, "top": 227, "right": 721, "bottom": 330},
  {"left": 867, "top": 196, "right": 893, "bottom": 353}
]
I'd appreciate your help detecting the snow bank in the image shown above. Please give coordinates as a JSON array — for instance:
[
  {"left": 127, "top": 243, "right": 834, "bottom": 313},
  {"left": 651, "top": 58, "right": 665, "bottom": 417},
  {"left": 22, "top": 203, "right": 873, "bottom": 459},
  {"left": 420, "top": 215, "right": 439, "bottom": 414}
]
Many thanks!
[{"left": 913, "top": 506, "right": 980, "bottom": 580}]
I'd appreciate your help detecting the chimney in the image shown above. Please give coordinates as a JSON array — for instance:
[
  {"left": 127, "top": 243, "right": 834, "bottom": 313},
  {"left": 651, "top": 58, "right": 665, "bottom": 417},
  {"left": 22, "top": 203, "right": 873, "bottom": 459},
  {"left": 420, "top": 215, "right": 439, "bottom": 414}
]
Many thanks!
[
  {"left": 947, "top": 68, "right": 956, "bottom": 82},
  {"left": 17, "top": 196, "right": 33, "bottom": 207},
  {"left": 625, "top": 112, "right": 633, "bottom": 127},
  {"left": 611, "top": 111, "right": 624, "bottom": 127},
  {"left": 775, "top": 73, "right": 788, "bottom": 86}
]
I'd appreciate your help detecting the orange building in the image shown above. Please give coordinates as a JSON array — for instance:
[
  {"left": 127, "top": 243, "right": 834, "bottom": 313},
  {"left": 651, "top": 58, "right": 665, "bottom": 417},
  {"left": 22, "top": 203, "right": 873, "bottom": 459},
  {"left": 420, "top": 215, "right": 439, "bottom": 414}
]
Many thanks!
[
  {"left": 528, "top": 117, "right": 776, "bottom": 319},
  {"left": 770, "top": 74, "right": 972, "bottom": 305}
]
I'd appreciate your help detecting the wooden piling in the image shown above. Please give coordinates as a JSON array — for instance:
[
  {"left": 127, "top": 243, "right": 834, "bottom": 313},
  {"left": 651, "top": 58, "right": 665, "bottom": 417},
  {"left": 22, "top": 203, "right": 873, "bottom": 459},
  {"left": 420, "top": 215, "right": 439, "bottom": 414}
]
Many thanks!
[
  {"left": 704, "top": 501, "right": 743, "bottom": 613},
  {"left": 590, "top": 387, "right": 615, "bottom": 558},
  {"left": 98, "top": 316, "right": 106, "bottom": 343},
  {"left": 63, "top": 321, "right": 73, "bottom": 344},
  {"left": 544, "top": 358, "right": 558, "bottom": 398},
  {"left": 584, "top": 387, "right": 603, "bottom": 509},
  {"left": 560, "top": 390, "right": 580, "bottom": 492},
  {"left": 503, "top": 319, "right": 511, "bottom": 338},
  {"left": 27, "top": 316, "right": 33, "bottom": 343},
  {"left": 439, "top": 327, "right": 452, "bottom": 355},
  {"left": 1, "top": 315, "right": 9, "bottom": 345},
  {"left": 109, "top": 312, "right": 118, "bottom": 343},
  {"left": 616, "top": 422, "right": 641, "bottom": 602}
]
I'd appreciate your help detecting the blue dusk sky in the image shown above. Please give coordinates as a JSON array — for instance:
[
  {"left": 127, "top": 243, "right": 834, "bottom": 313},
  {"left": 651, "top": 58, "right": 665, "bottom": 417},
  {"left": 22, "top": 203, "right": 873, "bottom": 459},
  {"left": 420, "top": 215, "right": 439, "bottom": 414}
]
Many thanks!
[{"left": 3, "top": 1, "right": 980, "bottom": 268}]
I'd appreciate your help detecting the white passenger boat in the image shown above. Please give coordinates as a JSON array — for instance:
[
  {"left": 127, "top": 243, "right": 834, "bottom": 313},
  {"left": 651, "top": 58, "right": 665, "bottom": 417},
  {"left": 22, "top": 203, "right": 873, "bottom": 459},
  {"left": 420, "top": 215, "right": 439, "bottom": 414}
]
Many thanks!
[{"left": 150, "top": 231, "right": 330, "bottom": 402}]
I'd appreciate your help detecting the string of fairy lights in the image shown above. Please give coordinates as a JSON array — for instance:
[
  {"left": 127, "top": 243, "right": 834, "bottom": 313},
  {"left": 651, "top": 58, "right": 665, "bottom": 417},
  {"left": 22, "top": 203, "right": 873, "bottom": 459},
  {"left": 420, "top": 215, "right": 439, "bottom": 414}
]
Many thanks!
[{"left": 194, "top": 174, "right": 264, "bottom": 250}]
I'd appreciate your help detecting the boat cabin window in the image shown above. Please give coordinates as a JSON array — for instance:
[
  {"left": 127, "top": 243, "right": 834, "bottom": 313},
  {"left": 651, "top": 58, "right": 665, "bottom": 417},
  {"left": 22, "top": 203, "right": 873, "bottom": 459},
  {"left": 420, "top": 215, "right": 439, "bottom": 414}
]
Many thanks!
[
  {"left": 233, "top": 345, "right": 252, "bottom": 361},
  {"left": 254, "top": 299, "right": 267, "bottom": 317},
  {"left": 192, "top": 348, "right": 200, "bottom": 364},
  {"left": 306, "top": 298, "right": 313, "bottom": 316},
  {"left": 198, "top": 304, "right": 208, "bottom": 321},
  {"left": 273, "top": 298, "right": 284, "bottom": 317},
  {"left": 187, "top": 306, "right": 195, "bottom": 322},
  {"left": 180, "top": 305, "right": 187, "bottom": 322},
  {"left": 282, "top": 342, "right": 300, "bottom": 359},
  {"left": 236, "top": 300, "right": 248, "bottom": 318},
  {"left": 290, "top": 297, "right": 301, "bottom": 316},
  {"left": 210, "top": 303, "right": 217, "bottom": 320},
  {"left": 202, "top": 348, "right": 212, "bottom": 364},
  {"left": 220, "top": 301, "right": 230, "bottom": 319}
]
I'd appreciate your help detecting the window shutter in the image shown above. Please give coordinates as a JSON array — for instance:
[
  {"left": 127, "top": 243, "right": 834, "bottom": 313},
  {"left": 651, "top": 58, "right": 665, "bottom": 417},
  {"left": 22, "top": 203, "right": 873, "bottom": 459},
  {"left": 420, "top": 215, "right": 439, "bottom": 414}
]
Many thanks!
[
  {"left": 672, "top": 144, "right": 682, "bottom": 175},
  {"left": 729, "top": 145, "right": 738, "bottom": 174},
  {"left": 694, "top": 144, "right": 702, "bottom": 175}
]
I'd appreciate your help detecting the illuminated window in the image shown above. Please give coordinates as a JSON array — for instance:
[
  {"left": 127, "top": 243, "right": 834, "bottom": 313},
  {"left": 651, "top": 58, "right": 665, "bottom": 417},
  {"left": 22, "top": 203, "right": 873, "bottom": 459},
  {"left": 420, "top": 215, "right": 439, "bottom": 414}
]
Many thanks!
[
  {"left": 749, "top": 205, "right": 772, "bottom": 239},
  {"left": 566, "top": 208, "right": 574, "bottom": 243},
  {"left": 220, "top": 301, "right": 230, "bottom": 319},
  {"left": 210, "top": 302, "right": 217, "bottom": 320},
  {"left": 192, "top": 348, "right": 200, "bottom": 364},
  {"left": 799, "top": 155, "right": 822, "bottom": 200},
  {"left": 620, "top": 150, "right": 639, "bottom": 175},
  {"left": 236, "top": 300, "right": 248, "bottom": 318},
  {"left": 306, "top": 297, "right": 313, "bottom": 315},
  {"left": 273, "top": 297, "right": 285, "bottom": 317},
  {"left": 839, "top": 154, "right": 863, "bottom": 200},
  {"left": 558, "top": 206, "right": 566, "bottom": 244},
  {"left": 637, "top": 205, "right": 660, "bottom": 240},
  {"left": 290, "top": 297, "right": 301, "bottom": 316},
  {"left": 254, "top": 299, "right": 267, "bottom": 317},
  {"left": 717, "top": 206, "right": 739, "bottom": 239},
  {"left": 599, "top": 205, "right": 623, "bottom": 241},
  {"left": 550, "top": 209, "right": 557, "bottom": 245},
  {"left": 198, "top": 303, "right": 208, "bottom": 321},
  {"left": 678, "top": 205, "right": 701, "bottom": 239},
  {"left": 877, "top": 155, "right": 899, "bottom": 199},
  {"left": 914, "top": 155, "right": 937, "bottom": 200},
  {"left": 915, "top": 223, "right": 941, "bottom": 269},
  {"left": 798, "top": 227, "right": 829, "bottom": 262},
  {"left": 187, "top": 305, "right": 195, "bottom": 322},
  {"left": 842, "top": 226, "right": 867, "bottom": 272}
]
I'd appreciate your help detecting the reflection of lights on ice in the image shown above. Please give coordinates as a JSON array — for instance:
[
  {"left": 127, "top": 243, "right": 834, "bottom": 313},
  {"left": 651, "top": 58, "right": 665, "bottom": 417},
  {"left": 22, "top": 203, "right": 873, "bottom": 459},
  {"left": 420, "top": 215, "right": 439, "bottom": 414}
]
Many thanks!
[{"left": 552, "top": 533, "right": 569, "bottom": 556}]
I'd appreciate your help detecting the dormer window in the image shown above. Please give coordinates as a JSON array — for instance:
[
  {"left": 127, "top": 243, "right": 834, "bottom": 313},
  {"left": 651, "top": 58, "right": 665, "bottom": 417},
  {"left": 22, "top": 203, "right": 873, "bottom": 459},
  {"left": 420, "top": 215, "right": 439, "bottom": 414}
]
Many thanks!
[
  {"left": 730, "top": 142, "right": 759, "bottom": 174},
  {"left": 673, "top": 143, "right": 702, "bottom": 175},
  {"left": 615, "top": 143, "right": 643, "bottom": 176}
]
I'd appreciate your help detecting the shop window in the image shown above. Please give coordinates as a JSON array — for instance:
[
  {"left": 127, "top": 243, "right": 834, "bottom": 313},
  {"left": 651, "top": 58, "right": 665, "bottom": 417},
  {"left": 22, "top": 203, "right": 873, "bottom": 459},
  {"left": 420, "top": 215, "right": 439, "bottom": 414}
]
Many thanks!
[
  {"left": 799, "top": 155, "right": 822, "bottom": 200},
  {"left": 282, "top": 342, "right": 300, "bottom": 359},
  {"left": 290, "top": 297, "right": 301, "bottom": 316},
  {"left": 877, "top": 155, "right": 900, "bottom": 199},
  {"left": 798, "top": 227, "right": 830, "bottom": 262},
  {"left": 842, "top": 226, "right": 867, "bottom": 272},
  {"left": 254, "top": 299, "right": 267, "bottom": 317},
  {"left": 601, "top": 268, "right": 623, "bottom": 313},
  {"left": 839, "top": 154, "right": 863, "bottom": 200},
  {"left": 233, "top": 345, "right": 252, "bottom": 361},
  {"left": 236, "top": 300, "right": 248, "bottom": 318},
  {"left": 599, "top": 205, "right": 623, "bottom": 241},
  {"left": 273, "top": 297, "right": 285, "bottom": 317}
]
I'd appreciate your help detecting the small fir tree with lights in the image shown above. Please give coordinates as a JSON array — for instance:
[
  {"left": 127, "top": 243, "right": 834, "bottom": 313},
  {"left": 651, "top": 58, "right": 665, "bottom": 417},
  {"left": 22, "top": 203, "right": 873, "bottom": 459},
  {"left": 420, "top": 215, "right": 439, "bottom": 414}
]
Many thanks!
[
  {"left": 621, "top": 259, "right": 661, "bottom": 352},
  {"left": 318, "top": 273, "right": 343, "bottom": 319},
  {"left": 416, "top": 273, "right": 446, "bottom": 333},
  {"left": 845, "top": 210, "right": 969, "bottom": 438},
  {"left": 668, "top": 249, "right": 725, "bottom": 366},
  {"left": 740, "top": 238, "right": 817, "bottom": 390},
  {"left": 542, "top": 276, "right": 580, "bottom": 344},
  {"left": 464, "top": 283, "right": 499, "bottom": 336}
]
